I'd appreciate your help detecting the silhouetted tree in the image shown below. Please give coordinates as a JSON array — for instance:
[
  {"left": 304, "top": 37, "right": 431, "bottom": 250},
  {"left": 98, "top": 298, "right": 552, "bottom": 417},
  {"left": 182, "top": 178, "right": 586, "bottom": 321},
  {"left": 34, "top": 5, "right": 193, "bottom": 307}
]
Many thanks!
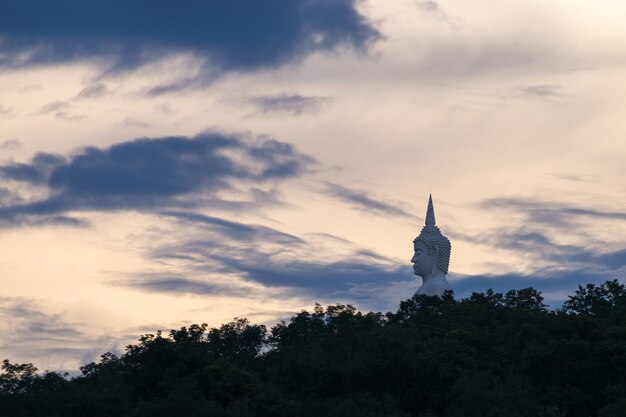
[{"left": 2, "top": 280, "right": 626, "bottom": 417}]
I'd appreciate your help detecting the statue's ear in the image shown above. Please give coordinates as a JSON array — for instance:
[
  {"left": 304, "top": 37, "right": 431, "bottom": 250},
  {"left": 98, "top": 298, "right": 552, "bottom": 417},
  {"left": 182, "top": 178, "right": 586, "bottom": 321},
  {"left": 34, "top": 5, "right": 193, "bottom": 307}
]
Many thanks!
[{"left": 431, "top": 247, "right": 438, "bottom": 274}]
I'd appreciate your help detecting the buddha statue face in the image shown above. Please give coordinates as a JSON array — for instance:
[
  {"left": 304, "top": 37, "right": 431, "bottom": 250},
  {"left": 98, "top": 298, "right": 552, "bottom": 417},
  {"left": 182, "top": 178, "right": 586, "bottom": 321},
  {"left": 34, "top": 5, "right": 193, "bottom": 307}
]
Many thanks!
[{"left": 411, "top": 240, "right": 435, "bottom": 277}]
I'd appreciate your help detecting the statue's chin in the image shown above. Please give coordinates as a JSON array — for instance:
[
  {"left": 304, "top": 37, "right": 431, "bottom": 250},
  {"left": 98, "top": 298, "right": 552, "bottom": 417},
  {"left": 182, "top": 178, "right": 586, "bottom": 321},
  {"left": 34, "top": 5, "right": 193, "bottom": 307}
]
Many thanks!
[{"left": 417, "top": 274, "right": 451, "bottom": 297}]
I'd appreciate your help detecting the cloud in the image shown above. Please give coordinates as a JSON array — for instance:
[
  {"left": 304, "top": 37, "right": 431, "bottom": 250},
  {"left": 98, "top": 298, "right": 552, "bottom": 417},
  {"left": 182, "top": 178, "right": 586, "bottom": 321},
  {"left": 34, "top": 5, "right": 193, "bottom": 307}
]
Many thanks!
[
  {"left": 0, "top": 215, "right": 89, "bottom": 229},
  {"left": 0, "top": 139, "right": 22, "bottom": 150},
  {"left": 0, "top": 152, "right": 66, "bottom": 184},
  {"left": 416, "top": 1, "right": 440, "bottom": 13},
  {"left": 480, "top": 197, "right": 626, "bottom": 227},
  {"left": 549, "top": 174, "right": 588, "bottom": 183},
  {"left": 250, "top": 93, "right": 332, "bottom": 116},
  {"left": 0, "top": 0, "right": 380, "bottom": 77},
  {"left": 120, "top": 117, "right": 150, "bottom": 128},
  {"left": 0, "top": 187, "right": 13, "bottom": 200},
  {"left": 414, "top": 0, "right": 456, "bottom": 25},
  {"left": 161, "top": 210, "right": 305, "bottom": 245},
  {"left": 453, "top": 226, "right": 626, "bottom": 272},
  {"left": 455, "top": 196, "right": 626, "bottom": 268},
  {"left": 451, "top": 268, "right": 626, "bottom": 306},
  {"left": 517, "top": 84, "right": 562, "bottom": 99},
  {"left": 324, "top": 182, "right": 415, "bottom": 219},
  {"left": 39, "top": 100, "right": 69, "bottom": 114},
  {"left": 0, "top": 164, "right": 42, "bottom": 183},
  {"left": 77, "top": 82, "right": 108, "bottom": 99},
  {"left": 181, "top": 232, "right": 620, "bottom": 306},
  {"left": 135, "top": 202, "right": 623, "bottom": 309},
  {"left": 111, "top": 275, "right": 252, "bottom": 297},
  {"left": 447, "top": 196, "right": 626, "bottom": 303},
  {"left": 0, "top": 297, "right": 125, "bottom": 371},
  {"left": 144, "top": 76, "right": 210, "bottom": 96},
  {"left": 54, "top": 111, "right": 84, "bottom": 121},
  {"left": 0, "top": 105, "right": 12, "bottom": 116},
  {"left": 120, "top": 211, "right": 412, "bottom": 300},
  {"left": 230, "top": 258, "right": 408, "bottom": 293},
  {"left": 0, "top": 131, "right": 314, "bottom": 224}
]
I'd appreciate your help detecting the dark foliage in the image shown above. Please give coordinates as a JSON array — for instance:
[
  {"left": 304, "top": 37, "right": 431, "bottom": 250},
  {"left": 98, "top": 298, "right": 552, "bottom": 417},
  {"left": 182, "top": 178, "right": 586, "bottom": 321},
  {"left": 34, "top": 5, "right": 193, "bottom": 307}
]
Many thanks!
[{"left": 2, "top": 280, "right": 626, "bottom": 417}]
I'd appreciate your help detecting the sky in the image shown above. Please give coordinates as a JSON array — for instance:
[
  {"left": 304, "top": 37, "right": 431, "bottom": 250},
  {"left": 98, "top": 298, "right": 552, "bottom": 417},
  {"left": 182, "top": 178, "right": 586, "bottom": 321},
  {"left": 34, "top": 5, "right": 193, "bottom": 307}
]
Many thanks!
[{"left": 1, "top": 0, "right": 625, "bottom": 372}]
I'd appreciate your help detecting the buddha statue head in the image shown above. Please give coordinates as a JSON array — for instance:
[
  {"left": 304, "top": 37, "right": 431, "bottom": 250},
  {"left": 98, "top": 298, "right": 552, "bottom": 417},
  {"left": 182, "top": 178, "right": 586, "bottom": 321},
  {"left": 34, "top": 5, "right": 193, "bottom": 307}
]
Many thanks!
[{"left": 411, "top": 195, "right": 452, "bottom": 296}]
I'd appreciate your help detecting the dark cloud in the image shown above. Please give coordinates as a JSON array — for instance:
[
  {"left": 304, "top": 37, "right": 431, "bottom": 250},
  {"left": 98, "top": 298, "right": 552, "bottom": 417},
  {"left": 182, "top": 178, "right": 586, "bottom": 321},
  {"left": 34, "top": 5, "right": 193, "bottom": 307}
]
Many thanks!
[
  {"left": 0, "top": 0, "right": 380, "bottom": 77},
  {"left": 0, "top": 187, "right": 12, "bottom": 200},
  {"left": 0, "top": 132, "right": 313, "bottom": 225},
  {"left": 324, "top": 182, "right": 415, "bottom": 219},
  {"left": 229, "top": 259, "right": 408, "bottom": 292},
  {"left": 0, "top": 152, "right": 66, "bottom": 184},
  {"left": 250, "top": 93, "right": 332, "bottom": 116},
  {"left": 0, "top": 164, "right": 41, "bottom": 183}
]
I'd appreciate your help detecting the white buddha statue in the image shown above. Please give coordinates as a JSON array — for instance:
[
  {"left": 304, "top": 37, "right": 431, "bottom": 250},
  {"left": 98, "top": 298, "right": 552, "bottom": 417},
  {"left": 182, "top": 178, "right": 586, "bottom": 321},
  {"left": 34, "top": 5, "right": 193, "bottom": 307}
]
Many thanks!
[{"left": 411, "top": 195, "right": 452, "bottom": 296}]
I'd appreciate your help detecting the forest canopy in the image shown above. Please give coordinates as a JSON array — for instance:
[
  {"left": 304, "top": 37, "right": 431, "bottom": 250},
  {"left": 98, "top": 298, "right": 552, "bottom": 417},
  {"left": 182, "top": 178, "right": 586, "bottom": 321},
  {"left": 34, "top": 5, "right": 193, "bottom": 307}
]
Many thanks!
[{"left": 2, "top": 280, "right": 626, "bottom": 417}]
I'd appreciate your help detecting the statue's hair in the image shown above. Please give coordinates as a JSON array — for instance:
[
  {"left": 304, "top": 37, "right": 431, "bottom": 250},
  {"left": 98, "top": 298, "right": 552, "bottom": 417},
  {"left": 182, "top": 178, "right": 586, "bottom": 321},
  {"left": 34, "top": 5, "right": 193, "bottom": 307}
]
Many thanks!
[{"left": 414, "top": 226, "right": 451, "bottom": 274}]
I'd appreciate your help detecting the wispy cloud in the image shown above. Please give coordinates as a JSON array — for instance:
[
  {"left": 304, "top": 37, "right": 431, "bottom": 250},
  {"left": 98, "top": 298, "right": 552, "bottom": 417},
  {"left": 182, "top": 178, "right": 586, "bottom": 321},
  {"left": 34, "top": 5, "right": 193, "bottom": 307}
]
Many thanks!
[
  {"left": 110, "top": 211, "right": 412, "bottom": 301},
  {"left": 481, "top": 197, "right": 626, "bottom": 227},
  {"left": 452, "top": 226, "right": 626, "bottom": 271},
  {"left": 0, "top": 105, "right": 12, "bottom": 116},
  {"left": 110, "top": 275, "right": 252, "bottom": 297},
  {"left": 447, "top": 196, "right": 626, "bottom": 303},
  {"left": 323, "top": 182, "right": 415, "bottom": 219},
  {"left": 0, "top": 139, "right": 22, "bottom": 150},
  {"left": 120, "top": 117, "right": 150, "bottom": 128},
  {"left": 39, "top": 100, "right": 69, "bottom": 114},
  {"left": 517, "top": 84, "right": 562, "bottom": 99},
  {"left": 250, "top": 93, "right": 332, "bottom": 116},
  {"left": 414, "top": 0, "right": 458, "bottom": 26},
  {"left": 0, "top": 297, "right": 126, "bottom": 371},
  {"left": 77, "top": 82, "right": 108, "bottom": 99}
]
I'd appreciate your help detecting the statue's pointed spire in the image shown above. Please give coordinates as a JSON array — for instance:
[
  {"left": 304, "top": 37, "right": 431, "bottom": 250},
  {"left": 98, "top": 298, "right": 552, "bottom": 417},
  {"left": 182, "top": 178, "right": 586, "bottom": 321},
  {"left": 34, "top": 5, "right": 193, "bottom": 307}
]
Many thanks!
[{"left": 425, "top": 194, "right": 436, "bottom": 226}]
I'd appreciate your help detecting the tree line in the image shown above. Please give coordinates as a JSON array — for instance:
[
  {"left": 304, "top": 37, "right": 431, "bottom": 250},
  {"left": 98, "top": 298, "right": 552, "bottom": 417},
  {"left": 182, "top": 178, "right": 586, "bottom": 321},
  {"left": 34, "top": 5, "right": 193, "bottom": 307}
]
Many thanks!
[{"left": 2, "top": 280, "right": 626, "bottom": 417}]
